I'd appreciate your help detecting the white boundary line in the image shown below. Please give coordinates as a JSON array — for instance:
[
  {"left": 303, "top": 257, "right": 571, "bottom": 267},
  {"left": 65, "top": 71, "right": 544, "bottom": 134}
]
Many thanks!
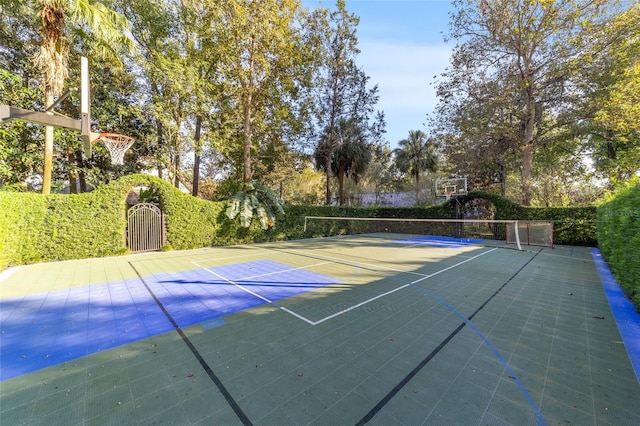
[
  {"left": 194, "top": 248, "right": 498, "bottom": 326},
  {"left": 193, "top": 261, "right": 316, "bottom": 325},
  {"left": 194, "top": 261, "right": 334, "bottom": 282},
  {"left": 312, "top": 248, "right": 498, "bottom": 325},
  {"left": 0, "top": 266, "right": 21, "bottom": 285}
]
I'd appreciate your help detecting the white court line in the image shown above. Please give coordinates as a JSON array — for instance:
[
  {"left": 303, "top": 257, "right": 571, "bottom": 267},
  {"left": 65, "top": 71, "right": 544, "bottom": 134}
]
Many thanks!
[
  {"left": 194, "top": 248, "right": 498, "bottom": 326},
  {"left": 193, "top": 261, "right": 316, "bottom": 325},
  {"left": 191, "top": 251, "right": 271, "bottom": 266},
  {"left": 228, "top": 262, "right": 333, "bottom": 281},
  {"left": 267, "top": 250, "right": 435, "bottom": 277},
  {"left": 312, "top": 248, "right": 498, "bottom": 325},
  {"left": 0, "top": 266, "right": 21, "bottom": 285}
]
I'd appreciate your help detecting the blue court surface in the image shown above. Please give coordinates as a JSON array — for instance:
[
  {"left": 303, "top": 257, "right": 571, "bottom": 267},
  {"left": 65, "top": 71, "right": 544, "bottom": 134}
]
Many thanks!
[
  {"left": 0, "top": 260, "right": 338, "bottom": 381},
  {"left": 394, "top": 235, "right": 484, "bottom": 248}
]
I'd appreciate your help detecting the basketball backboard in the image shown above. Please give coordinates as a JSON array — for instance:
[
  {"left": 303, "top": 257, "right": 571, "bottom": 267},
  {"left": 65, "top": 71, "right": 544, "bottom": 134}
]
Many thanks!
[{"left": 435, "top": 177, "right": 468, "bottom": 198}]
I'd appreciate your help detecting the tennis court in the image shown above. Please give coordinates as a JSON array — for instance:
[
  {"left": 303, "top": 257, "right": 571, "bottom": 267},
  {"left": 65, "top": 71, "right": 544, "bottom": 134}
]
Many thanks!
[{"left": 1, "top": 233, "right": 639, "bottom": 425}]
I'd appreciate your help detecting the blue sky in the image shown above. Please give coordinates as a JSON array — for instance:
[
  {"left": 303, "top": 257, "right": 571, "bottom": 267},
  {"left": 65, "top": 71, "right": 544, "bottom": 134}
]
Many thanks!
[{"left": 302, "top": 0, "right": 455, "bottom": 147}]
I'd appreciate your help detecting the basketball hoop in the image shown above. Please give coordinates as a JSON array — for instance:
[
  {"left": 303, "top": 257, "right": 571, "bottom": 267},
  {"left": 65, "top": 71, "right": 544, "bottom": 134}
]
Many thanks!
[{"left": 93, "top": 132, "right": 135, "bottom": 165}]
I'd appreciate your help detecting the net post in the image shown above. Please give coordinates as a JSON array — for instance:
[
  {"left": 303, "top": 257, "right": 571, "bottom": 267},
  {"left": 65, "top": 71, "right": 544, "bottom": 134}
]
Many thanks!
[
  {"left": 514, "top": 220, "right": 522, "bottom": 251},
  {"left": 304, "top": 216, "right": 307, "bottom": 232}
]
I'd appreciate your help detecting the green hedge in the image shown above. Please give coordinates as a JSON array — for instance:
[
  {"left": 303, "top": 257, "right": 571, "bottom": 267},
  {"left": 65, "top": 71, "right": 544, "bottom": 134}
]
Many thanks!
[
  {"left": 0, "top": 176, "right": 598, "bottom": 270},
  {"left": 0, "top": 192, "right": 48, "bottom": 266},
  {"left": 0, "top": 174, "right": 276, "bottom": 269},
  {"left": 597, "top": 180, "right": 640, "bottom": 311},
  {"left": 457, "top": 192, "right": 597, "bottom": 246}
]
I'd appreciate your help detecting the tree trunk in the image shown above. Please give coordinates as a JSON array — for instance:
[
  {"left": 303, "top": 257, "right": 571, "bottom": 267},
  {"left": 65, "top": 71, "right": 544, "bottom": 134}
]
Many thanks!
[
  {"left": 151, "top": 82, "right": 164, "bottom": 180},
  {"left": 76, "top": 150, "right": 87, "bottom": 192},
  {"left": 173, "top": 139, "right": 180, "bottom": 188},
  {"left": 67, "top": 148, "right": 77, "bottom": 194},
  {"left": 414, "top": 171, "right": 420, "bottom": 205},
  {"left": 243, "top": 101, "right": 252, "bottom": 186},
  {"left": 498, "top": 160, "right": 506, "bottom": 197},
  {"left": 338, "top": 167, "right": 345, "bottom": 206},
  {"left": 42, "top": 91, "right": 54, "bottom": 194},
  {"left": 521, "top": 86, "right": 536, "bottom": 206},
  {"left": 243, "top": 36, "right": 256, "bottom": 188},
  {"left": 192, "top": 116, "right": 202, "bottom": 197},
  {"left": 325, "top": 148, "right": 332, "bottom": 205}
]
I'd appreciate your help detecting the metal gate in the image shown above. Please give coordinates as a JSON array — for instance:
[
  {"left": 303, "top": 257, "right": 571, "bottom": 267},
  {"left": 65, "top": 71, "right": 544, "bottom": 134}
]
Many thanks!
[{"left": 127, "top": 203, "right": 165, "bottom": 252}]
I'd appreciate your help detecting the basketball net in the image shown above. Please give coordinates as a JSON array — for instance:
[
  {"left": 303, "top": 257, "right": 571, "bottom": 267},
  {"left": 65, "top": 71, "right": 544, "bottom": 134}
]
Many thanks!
[{"left": 93, "top": 133, "right": 135, "bottom": 165}]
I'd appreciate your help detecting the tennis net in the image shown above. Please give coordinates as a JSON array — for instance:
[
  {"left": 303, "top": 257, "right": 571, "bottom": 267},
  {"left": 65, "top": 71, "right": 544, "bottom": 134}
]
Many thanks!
[{"left": 303, "top": 216, "right": 554, "bottom": 249}]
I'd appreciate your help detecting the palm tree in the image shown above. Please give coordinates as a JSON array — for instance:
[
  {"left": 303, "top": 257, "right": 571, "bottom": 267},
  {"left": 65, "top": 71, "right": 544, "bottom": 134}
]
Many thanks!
[
  {"left": 34, "top": 0, "right": 132, "bottom": 194},
  {"left": 394, "top": 130, "right": 438, "bottom": 204},
  {"left": 332, "top": 119, "right": 372, "bottom": 205},
  {"left": 314, "top": 118, "right": 372, "bottom": 205}
]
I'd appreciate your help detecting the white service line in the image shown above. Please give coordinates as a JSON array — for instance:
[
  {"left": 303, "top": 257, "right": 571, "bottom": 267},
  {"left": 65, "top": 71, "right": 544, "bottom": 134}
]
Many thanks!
[
  {"left": 229, "top": 262, "right": 334, "bottom": 281},
  {"left": 194, "top": 261, "right": 316, "bottom": 325},
  {"left": 195, "top": 248, "right": 498, "bottom": 326},
  {"left": 311, "top": 248, "right": 498, "bottom": 325},
  {"left": 190, "top": 251, "right": 271, "bottom": 266},
  {"left": 276, "top": 251, "right": 427, "bottom": 277}
]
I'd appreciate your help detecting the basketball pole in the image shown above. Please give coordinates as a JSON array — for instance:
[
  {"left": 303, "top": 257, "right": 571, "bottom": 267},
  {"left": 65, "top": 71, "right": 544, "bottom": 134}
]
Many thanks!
[
  {"left": 80, "top": 56, "right": 94, "bottom": 155},
  {"left": 1, "top": 56, "right": 133, "bottom": 165}
]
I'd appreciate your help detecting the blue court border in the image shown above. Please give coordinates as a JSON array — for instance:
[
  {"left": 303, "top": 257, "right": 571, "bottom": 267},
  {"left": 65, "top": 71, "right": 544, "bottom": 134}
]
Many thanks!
[{"left": 590, "top": 248, "right": 640, "bottom": 383}]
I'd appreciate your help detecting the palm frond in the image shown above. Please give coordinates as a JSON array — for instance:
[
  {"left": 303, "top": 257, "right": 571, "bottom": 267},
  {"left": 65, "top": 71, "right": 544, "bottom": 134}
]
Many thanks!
[
  {"left": 239, "top": 195, "right": 254, "bottom": 228},
  {"left": 225, "top": 196, "right": 242, "bottom": 219},
  {"left": 225, "top": 183, "right": 284, "bottom": 229}
]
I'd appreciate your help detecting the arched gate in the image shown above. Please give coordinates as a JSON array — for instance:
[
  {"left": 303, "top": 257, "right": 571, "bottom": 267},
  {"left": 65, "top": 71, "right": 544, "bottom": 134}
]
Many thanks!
[{"left": 127, "top": 203, "right": 165, "bottom": 252}]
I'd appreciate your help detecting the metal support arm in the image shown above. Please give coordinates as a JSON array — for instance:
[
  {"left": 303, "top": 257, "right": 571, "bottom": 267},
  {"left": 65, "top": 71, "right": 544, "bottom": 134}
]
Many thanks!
[{"left": 0, "top": 105, "right": 82, "bottom": 132}]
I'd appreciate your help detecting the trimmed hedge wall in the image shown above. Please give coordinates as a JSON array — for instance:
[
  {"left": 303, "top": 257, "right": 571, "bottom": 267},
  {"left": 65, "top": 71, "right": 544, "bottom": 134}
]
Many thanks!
[
  {"left": 597, "top": 180, "right": 640, "bottom": 311},
  {"left": 0, "top": 175, "right": 598, "bottom": 270},
  {"left": 0, "top": 174, "right": 277, "bottom": 269},
  {"left": 456, "top": 192, "right": 597, "bottom": 246}
]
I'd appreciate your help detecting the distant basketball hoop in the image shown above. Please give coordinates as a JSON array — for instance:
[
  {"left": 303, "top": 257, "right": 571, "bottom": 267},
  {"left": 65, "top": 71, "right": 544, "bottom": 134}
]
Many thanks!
[
  {"left": 93, "top": 133, "right": 135, "bottom": 165},
  {"left": 436, "top": 177, "right": 468, "bottom": 199}
]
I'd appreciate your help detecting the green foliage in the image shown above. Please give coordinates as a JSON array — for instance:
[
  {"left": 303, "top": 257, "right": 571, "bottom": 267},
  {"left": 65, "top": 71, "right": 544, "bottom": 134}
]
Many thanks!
[
  {"left": 597, "top": 177, "right": 640, "bottom": 311},
  {"left": 138, "top": 187, "right": 160, "bottom": 204},
  {"left": 0, "top": 177, "right": 597, "bottom": 271},
  {"left": 226, "top": 183, "right": 285, "bottom": 230},
  {"left": 0, "top": 69, "right": 43, "bottom": 187},
  {"left": 459, "top": 192, "right": 597, "bottom": 246},
  {"left": 0, "top": 192, "right": 47, "bottom": 266}
]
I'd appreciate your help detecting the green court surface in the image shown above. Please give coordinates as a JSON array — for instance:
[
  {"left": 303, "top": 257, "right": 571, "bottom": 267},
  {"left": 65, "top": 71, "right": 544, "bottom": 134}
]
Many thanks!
[{"left": 1, "top": 234, "right": 639, "bottom": 425}]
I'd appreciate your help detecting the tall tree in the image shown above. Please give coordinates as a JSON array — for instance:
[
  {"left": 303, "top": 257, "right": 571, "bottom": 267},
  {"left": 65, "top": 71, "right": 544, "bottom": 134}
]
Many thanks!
[
  {"left": 214, "top": 0, "right": 314, "bottom": 227},
  {"left": 434, "top": 77, "right": 521, "bottom": 196},
  {"left": 574, "top": 3, "right": 640, "bottom": 184},
  {"left": 312, "top": 0, "right": 381, "bottom": 205},
  {"left": 393, "top": 130, "right": 437, "bottom": 203},
  {"left": 439, "top": 0, "right": 615, "bottom": 205},
  {"left": 213, "top": 0, "right": 309, "bottom": 190},
  {"left": 32, "top": 0, "right": 132, "bottom": 194}
]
